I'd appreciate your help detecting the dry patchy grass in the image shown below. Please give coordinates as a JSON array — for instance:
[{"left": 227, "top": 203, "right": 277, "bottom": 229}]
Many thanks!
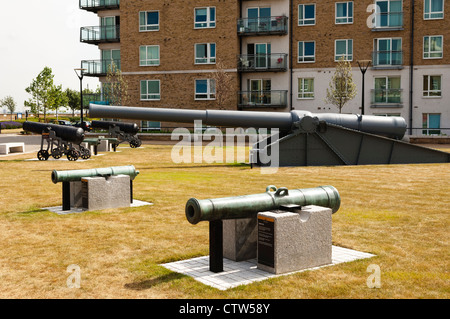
[{"left": 0, "top": 143, "right": 449, "bottom": 299}]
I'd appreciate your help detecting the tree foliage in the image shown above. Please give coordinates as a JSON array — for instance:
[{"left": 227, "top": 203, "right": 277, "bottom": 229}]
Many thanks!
[
  {"left": 1, "top": 96, "right": 17, "bottom": 120},
  {"left": 25, "top": 67, "right": 55, "bottom": 121},
  {"left": 325, "top": 58, "right": 357, "bottom": 113},
  {"left": 103, "top": 62, "right": 130, "bottom": 106}
]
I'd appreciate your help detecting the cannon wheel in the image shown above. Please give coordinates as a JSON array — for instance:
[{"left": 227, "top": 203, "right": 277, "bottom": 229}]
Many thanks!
[
  {"left": 51, "top": 148, "right": 62, "bottom": 159},
  {"left": 67, "top": 149, "right": 79, "bottom": 161},
  {"left": 80, "top": 147, "right": 91, "bottom": 160},
  {"left": 130, "top": 139, "right": 142, "bottom": 148},
  {"left": 37, "top": 150, "right": 49, "bottom": 161}
]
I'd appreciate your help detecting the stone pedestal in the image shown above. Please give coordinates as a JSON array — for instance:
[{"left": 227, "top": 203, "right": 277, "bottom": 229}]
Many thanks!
[
  {"left": 69, "top": 175, "right": 131, "bottom": 211},
  {"left": 223, "top": 218, "right": 258, "bottom": 261},
  {"left": 257, "top": 205, "right": 332, "bottom": 274}
]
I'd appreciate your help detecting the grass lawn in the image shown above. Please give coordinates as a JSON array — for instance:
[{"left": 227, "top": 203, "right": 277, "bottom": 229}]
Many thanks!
[{"left": 0, "top": 143, "right": 448, "bottom": 299}]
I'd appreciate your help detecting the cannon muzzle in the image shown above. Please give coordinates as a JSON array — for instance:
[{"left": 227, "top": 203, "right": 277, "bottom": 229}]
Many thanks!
[
  {"left": 185, "top": 185, "right": 340, "bottom": 224},
  {"left": 51, "top": 165, "right": 140, "bottom": 184},
  {"left": 89, "top": 104, "right": 407, "bottom": 139},
  {"left": 23, "top": 121, "right": 85, "bottom": 144},
  {"left": 91, "top": 120, "right": 140, "bottom": 134}
]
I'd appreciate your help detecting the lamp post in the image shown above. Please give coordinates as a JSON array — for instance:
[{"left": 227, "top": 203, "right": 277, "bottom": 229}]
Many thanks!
[
  {"left": 356, "top": 60, "right": 371, "bottom": 115},
  {"left": 74, "top": 68, "right": 87, "bottom": 129}
]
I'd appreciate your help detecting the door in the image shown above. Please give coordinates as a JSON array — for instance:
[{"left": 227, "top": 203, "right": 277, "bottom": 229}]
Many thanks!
[{"left": 249, "top": 79, "right": 271, "bottom": 105}]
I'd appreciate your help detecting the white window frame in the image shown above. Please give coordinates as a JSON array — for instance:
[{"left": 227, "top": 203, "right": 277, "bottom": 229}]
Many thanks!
[
  {"left": 195, "top": 79, "right": 216, "bottom": 100},
  {"left": 194, "top": 7, "right": 216, "bottom": 29},
  {"left": 298, "top": 4, "right": 316, "bottom": 26},
  {"left": 335, "top": 1, "right": 354, "bottom": 24},
  {"left": 335, "top": 39, "right": 353, "bottom": 61},
  {"left": 423, "top": 75, "right": 442, "bottom": 98},
  {"left": 424, "top": 0, "right": 444, "bottom": 20},
  {"left": 139, "top": 11, "right": 159, "bottom": 32},
  {"left": 423, "top": 35, "right": 443, "bottom": 59},
  {"left": 298, "top": 78, "right": 315, "bottom": 99},
  {"left": 195, "top": 43, "right": 216, "bottom": 64},
  {"left": 298, "top": 41, "right": 315, "bottom": 63},
  {"left": 140, "top": 80, "right": 161, "bottom": 101},
  {"left": 139, "top": 45, "right": 160, "bottom": 66}
]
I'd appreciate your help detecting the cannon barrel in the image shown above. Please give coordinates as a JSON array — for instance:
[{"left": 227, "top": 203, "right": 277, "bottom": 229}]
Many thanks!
[
  {"left": 185, "top": 185, "right": 340, "bottom": 224},
  {"left": 23, "top": 121, "right": 85, "bottom": 144},
  {"left": 89, "top": 104, "right": 407, "bottom": 139},
  {"left": 51, "top": 165, "right": 139, "bottom": 184},
  {"left": 91, "top": 120, "right": 140, "bottom": 134}
]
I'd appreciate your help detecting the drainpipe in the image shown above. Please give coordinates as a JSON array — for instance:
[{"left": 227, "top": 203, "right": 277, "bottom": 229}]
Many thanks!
[
  {"left": 409, "top": 0, "right": 415, "bottom": 135},
  {"left": 289, "top": 0, "right": 294, "bottom": 110}
]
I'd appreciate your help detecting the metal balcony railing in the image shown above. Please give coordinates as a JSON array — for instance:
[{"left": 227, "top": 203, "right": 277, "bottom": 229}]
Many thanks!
[
  {"left": 80, "top": 25, "right": 120, "bottom": 44},
  {"left": 237, "top": 16, "right": 288, "bottom": 36},
  {"left": 372, "top": 51, "right": 403, "bottom": 68},
  {"left": 79, "top": 0, "right": 120, "bottom": 13},
  {"left": 371, "top": 89, "right": 403, "bottom": 106},
  {"left": 238, "top": 90, "right": 288, "bottom": 109},
  {"left": 237, "top": 54, "right": 288, "bottom": 72},
  {"left": 81, "top": 59, "right": 121, "bottom": 77},
  {"left": 372, "top": 12, "right": 403, "bottom": 29}
]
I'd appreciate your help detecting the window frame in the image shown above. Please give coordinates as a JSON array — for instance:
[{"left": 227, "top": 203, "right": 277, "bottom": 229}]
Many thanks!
[
  {"left": 335, "top": 39, "right": 353, "bottom": 61},
  {"left": 423, "top": 35, "right": 443, "bottom": 59},
  {"left": 335, "top": 1, "right": 354, "bottom": 24},
  {"left": 298, "top": 78, "right": 315, "bottom": 99},
  {"left": 424, "top": 0, "right": 444, "bottom": 20},
  {"left": 194, "top": 7, "right": 216, "bottom": 29},
  {"left": 140, "top": 80, "right": 161, "bottom": 101},
  {"left": 195, "top": 79, "right": 216, "bottom": 100},
  {"left": 422, "top": 75, "right": 442, "bottom": 98},
  {"left": 139, "top": 45, "right": 160, "bottom": 66},
  {"left": 194, "top": 43, "right": 216, "bottom": 65},
  {"left": 298, "top": 4, "right": 316, "bottom": 26},
  {"left": 139, "top": 11, "right": 160, "bottom": 32},
  {"left": 298, "top": 41, "right": 316, "bottom": 63}
]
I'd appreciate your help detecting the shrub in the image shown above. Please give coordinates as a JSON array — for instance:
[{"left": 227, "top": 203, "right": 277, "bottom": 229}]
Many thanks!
[{"left": 0, "top": 121, "right": 23, "bottom": 129}]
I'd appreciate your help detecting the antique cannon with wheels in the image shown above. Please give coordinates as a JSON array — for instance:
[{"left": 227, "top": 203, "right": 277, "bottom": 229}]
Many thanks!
[
  {"left": 23, "top": 122, "right": 90, "bottom": 161},
  {"left": 90, "top": 120, "right": 142, "bottom": 149},
  {"left": 89, "top": 104, "right": 450, "bottom": 166}
]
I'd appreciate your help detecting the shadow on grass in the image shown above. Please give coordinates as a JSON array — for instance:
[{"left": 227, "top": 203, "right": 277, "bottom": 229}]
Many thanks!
[{"left": 124, "top": 272, "right": 187, "bottom": 291}]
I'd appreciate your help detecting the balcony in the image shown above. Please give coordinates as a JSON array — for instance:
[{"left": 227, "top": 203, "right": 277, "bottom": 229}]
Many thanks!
[
  {"left": 372, "top": 51, "right": 403, "bottom": 69},
  {"left": 372, "top": 12, "right": 403, "bottom": 30},
  {"left": 238, "top": 90, "right": 288, "bottom": 109},
  {"left": 371, "top": 89, "right": 403, "bottom": 107},
  {"left": 80, "top": 25, "right": 120, "bottom": 44},
  {"left": 81, "top": 59, "right": 121, "bottom": 77},
  {"left": 79, "top": 0, "right": 120, "bottom": 13},
  {"left": 238, "top": 54, "right": 288, "bottom": 72},
  {"left": 237, "top": 16, "right": 288, "bottom": 36}
]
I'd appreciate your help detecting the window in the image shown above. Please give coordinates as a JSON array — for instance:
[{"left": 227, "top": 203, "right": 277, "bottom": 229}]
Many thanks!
[
  {"left": 422, "top": 113, "right": 441, "bottom": 135},
  {"left": 373, "top": 76, "right": 401, "bottom": 104},
  {"left": 424, "top": 0, "right": 444, "bottom": 19},
  {"left": 141, "top": 121, "right": 161, "bottom": 132},
  {"left": 140, "top": 80, "right": 160, "bottom": 100},
  {"left": 139, "top": 11, "right": 159, "bottom": 31},
  {"left": 195, "top": 79, "right": 216, "bottom": 100},
  {"left": 374, "top": 38, "right": 402, "bottom": 66},
  {"left": 195, "top": 7, "right": 216, "bottom": 28},
  {"left": 336, "top": 2, "right": 353, "bottom": 24},
  {"left": 335, "top": 39, "right": 353, "bottom": 61},
  {"left": 374, "top": 0, "right": 403, "bottom": 28},
  {"left": 195, "top": 43, "right": 216, "bottom": 64},
  {"left": 298, "top": 4, "right": 316, "bottom": 25},
  {"left": 298, "top": 78, "right": 314, "bottom": 99},
  {"left": 424, "top": 36, "right": 443, "bottom": 58},
  {"left": 423, "top": 75, "right": 442, "bottom": 97},
  {"left": 298, "top": 41, "right": 315, "bottom": 63},
  {"left": 139, "top": 46, "right": 160, "bottom": 66}
]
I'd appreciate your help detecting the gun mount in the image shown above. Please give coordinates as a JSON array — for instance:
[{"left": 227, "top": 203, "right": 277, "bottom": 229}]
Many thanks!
[{"left": 90, "top": 120, "right": 142, "bottom": 148}]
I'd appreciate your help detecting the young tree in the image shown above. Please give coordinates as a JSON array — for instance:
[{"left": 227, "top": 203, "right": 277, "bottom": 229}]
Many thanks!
[
  {"left": 211, "top": 59, "right": 235, "bottom": 110},
  {"left": 49, "top": 85, "right": 68, "bottom": 120},
  {"left": 25, "top": 67, "right": 55, "bottom": 122},
  {"left": 65, "top": 88, "right": 80, "bottom": 117},
  {"left": 103, "top": 62, "right": 130, "bottom": 106},
  {"left": 325, "top": 57, "right": 357, "bottom": 113},
  {"left": 1, "top": 96, "right": 17, "bottom": 120}
]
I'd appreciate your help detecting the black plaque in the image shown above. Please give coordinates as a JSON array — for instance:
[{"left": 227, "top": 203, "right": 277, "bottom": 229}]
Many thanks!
[{"left": 258, "top": 216, "right": 274, "bottom": 268}]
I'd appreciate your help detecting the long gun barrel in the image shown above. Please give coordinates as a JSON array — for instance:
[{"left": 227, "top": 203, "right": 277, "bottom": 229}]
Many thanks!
[
  {"left": 23, "top": 121, "right": 85, "bottom": 144},
  {"left": 89, "top": 104, "right": 407, "bottom": 139},
  {"left": 185, "top": 185, "right": 341, "bottom": 224},
  {"left": 51, "top": 165, "right": 139, "bottom": 184}
]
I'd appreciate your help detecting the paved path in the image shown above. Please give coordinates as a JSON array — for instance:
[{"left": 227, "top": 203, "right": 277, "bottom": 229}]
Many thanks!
[{"left": 0, "top": 133, "right": 42, "bottom": 154}]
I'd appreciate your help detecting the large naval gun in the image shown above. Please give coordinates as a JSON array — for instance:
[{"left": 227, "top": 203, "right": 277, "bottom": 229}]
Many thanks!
[{"left": 89, "top": 104, "right": 450, "bottom": 166}]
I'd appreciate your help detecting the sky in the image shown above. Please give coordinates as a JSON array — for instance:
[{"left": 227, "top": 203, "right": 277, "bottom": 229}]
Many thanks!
[{"left": 0, "top": 1, "right": 101, "bottom": 112}]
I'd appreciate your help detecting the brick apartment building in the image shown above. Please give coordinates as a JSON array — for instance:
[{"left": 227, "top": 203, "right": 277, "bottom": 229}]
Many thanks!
[{"left": 80, "top": 0, "right": 449, "bottom": 135}]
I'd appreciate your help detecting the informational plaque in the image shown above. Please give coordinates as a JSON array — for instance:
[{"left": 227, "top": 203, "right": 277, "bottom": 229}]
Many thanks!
[{"left": 257, "top": 215, "right": 274, "bottom": 268}]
